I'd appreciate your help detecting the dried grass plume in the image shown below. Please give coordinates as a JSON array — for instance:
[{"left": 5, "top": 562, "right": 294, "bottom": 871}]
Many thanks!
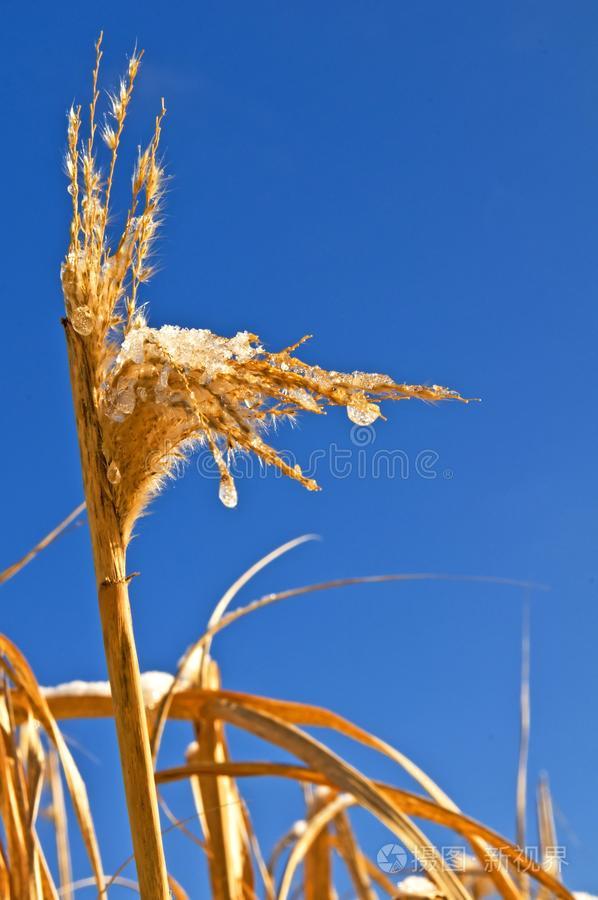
[{"left": 62, "top": 35, "right": 473, "bottom": 545}]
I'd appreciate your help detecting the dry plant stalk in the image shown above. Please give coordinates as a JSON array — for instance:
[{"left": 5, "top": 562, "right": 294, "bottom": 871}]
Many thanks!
[
  {"left": 0, "top": 635, "right": 105, "bottom": 899},
  {"left": 0, "top": 617, "right": 577, "bottom": 900},
  {"left": 185, "top": 661, "right": 253, "bottom": 899},
  {"left": 61, "top": 35, "right": 169, "bottom": 899},
  {"left": 60, "top": 34, "right": 470, "bottom": 897}
]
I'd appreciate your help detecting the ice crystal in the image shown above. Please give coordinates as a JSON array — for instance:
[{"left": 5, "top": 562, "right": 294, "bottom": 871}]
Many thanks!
[
  {"left": 71, "top": 305, "right": 94, "bottom": 336},
  {"left": 346, "top": 395, "right": 381, "bottom": 426},
  {"left": 116, "top": 325, "right": 259, "bottom": 380},
  {"left": 42, "top": 672, "right": 187, "bottom": 707},
  {"left": 218, "top": 476, "right": 238, "bottom": 509},
  {"left": 107, "top": 461, "right": 121, "bottom": 484},
  {"left": 395, "top": 876, "right": 439, "bottom": 898}
]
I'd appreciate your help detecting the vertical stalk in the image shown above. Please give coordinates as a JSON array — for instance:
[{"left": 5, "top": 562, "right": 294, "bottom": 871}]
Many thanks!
[{"left": 63, "top": 321, "right": 169, "bottom": 899}]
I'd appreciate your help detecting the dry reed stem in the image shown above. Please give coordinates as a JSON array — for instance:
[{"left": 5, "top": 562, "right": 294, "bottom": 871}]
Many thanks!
[
  {"left": 63, "top": 323, "right": 169, "bottom": 898},
  {"left": 61, "top": 35, "right": 169, "bottom": 897},
  {"left": 59, "top": 32, "right": 472, "bottom": 896},
  {"left": 186, "top": 660, "right": 252, "bottom": 899}
]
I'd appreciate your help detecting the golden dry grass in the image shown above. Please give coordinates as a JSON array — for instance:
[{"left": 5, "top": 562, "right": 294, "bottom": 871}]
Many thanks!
[
  {"left": 61, "top": 35, "right": 472, "bottom": 543},
  {"left": 0, "top": 32, "right": 577, "bottom": 900},
  {"left": 0, "top": 521, "right": 577, "bottom": 899}
]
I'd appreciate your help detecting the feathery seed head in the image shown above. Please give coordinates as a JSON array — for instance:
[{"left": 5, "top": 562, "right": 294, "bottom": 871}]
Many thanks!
[
  {"left": 62, "top": 38, "right": 473, "bottom": 545},
  {"left": 101, "top": 124, "right": 117, "bottom": 150}
]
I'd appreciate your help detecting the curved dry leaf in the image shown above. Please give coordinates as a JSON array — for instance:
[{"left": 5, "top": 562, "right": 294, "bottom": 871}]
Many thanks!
[
  {"left": 277, "top": 793, "right": 353, "bottom": 900},
  {"left": 333, "top": 809, "right": 377, "bottom": 900},
  {"left": 150, "top": 533, "right": 317, "bottom": 761},
  {"left": 19, "top": 680, "right": 518, "bottom": 895},
  {"left": 196, "top": 700, "right": 472, "bottom": 899},
  {"left": 155, "top": 758, "right": 573, "bottom": 900},
  {"left": 0, "top": 636, "right": 104, "bottom": 894}
]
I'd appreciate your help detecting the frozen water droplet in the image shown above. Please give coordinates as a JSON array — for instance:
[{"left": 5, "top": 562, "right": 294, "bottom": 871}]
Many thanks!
[
  {"left": 126, "top": 329, "right": 146, "bottom": 364},
  {"left": 289, "top": 388, "right": 320, "bottom": 412},
  {"left": 218, "top": 477, "right": 238, "bottom": 509},
  {"left": 115, "top": 381, "right": 136, "bottom": 417},
  {"left": 71, "top": 305, "right": 94, "bottom": 336},
  {"left": 347, "top": 403, "right": 380, "bottom": 426},
  {"left": 154, "top": 365, "right": 171, "bottom": 403},
  {"left": 107, "top": 461, "right": 121, "bottom": 484}
]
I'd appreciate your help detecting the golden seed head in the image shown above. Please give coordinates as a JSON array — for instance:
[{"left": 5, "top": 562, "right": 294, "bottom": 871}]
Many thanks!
[
  {"left": 62, "top": 37, "right": 472, "bottom": 542},
  {"left": 101, "top": 124, "right": 117, "bottom": 149}
]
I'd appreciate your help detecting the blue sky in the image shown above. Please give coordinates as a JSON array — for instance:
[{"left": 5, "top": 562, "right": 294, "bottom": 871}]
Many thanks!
[{"left": 1, "top": 0, "right": 598, "bottom": 893}]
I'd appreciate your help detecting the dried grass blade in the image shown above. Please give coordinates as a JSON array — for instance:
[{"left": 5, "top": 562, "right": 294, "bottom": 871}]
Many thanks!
[
  {"left": 151, "top": 569, "right": 544, "bottom": 767},
  {"left": 278, "top": 792, "right": 352, "bottom": 900},
  {"left": 0, "top": 840, "right": 10, "bottom": 900},
  {"left": 207, "top": 689, "right": 519, "bottom": 897},
  {"left": 0, "top": 636, "right": 104, "bottom": 894},
  {"left": 19, "top": 714, "right": 45, "bottom": 830},
  {"left": 304, "top": 788, "right": 336, "bottom": 900},
  {"left": 187, "top": 661, "right": 250, "bottom": 899},
  {"left": 0, "top": 695, "right": 30, "bottom": 898},
  {"left": 31, "top": 832, "right": 59, "bottom": 900},
  {"left": 358, "top": 853, "right": 399, "bottom": 896},
  {"left": 0, "top": 504, "right": 86, "bottom": 587},
  {"left": 157, "top": 794, "right": 206, "bottom": 852},
  {"left": 48, "top": 749, "right": 73, "bottom": 900},
  {"left": 333, "top": 809, "right": 377, "bottom": 900},
  {"left": 241, "top": 803, "right": 274, "bottom": 900},
  {"left": 150, "top": 534, "right": 317, "bottom": 761},
  {"left": 199, "top": 701, "right": 472, "bottom": 899},
  {"left": 536, "top": 773, "right": 560, "bottom": 900},
  {"left": 156, "top": 758, "right": 572, "bottom": 899},
  {"left": 29, "top": 679, "right": 518, "bottom": 895},
  {"left": 167, "top": 874, "right": 190, "bottom": 900}
]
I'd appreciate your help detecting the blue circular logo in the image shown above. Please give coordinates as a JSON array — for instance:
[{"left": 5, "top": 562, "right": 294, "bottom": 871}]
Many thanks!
[{"left": 377, "top": 843, "right": 407, "bottom": 873}]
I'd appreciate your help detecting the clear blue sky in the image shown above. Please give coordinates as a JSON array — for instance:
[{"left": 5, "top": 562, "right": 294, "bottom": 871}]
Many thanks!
[{"left": 1, "top": 1, "right": 598, "bottom": 893}]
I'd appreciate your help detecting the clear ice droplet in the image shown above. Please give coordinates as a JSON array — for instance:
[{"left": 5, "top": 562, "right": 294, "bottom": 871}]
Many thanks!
[
  {"left": 71, "top": 305, "right": 94, "bottom": 336},
  {"left": 114, "top": 382, "right": 136, "bottom": 417},
  {"left": 218, "top": 477, "right": 238, "bottom": 509},
  {"left": 107, "top": 461, "right": 121, "bottom": 484},
  {"left": 346, "top": 403, "right": 380, "bottom": 426}
]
